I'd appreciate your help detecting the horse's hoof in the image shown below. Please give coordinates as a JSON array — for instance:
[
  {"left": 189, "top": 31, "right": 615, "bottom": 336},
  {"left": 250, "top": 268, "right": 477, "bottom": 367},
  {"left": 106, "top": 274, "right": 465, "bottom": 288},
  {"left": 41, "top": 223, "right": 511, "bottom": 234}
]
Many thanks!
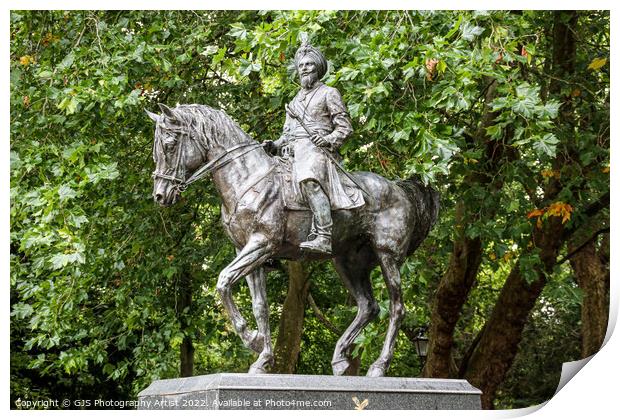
[
  {"left": 366, "top": 364, "right": 385, "bottom": 377},
  {"left": 331, "top": 358, "right": 351, "bottom": 376},
  {"left": 248, "top": 354, "right": 274, "bottom": 374},
  {"left": 246, "top": 330, "right": 264, "bottom": 354},
  {"left": 248, "top": 365, "right": 268, "bottom": 374}
]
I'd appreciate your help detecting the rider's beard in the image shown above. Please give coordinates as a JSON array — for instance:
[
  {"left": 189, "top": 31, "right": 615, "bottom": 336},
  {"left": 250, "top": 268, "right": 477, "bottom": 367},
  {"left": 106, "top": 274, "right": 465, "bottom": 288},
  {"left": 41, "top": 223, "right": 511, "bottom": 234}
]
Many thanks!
[{"left": 300, "top": 71, "right": 319, "bottom": 89}]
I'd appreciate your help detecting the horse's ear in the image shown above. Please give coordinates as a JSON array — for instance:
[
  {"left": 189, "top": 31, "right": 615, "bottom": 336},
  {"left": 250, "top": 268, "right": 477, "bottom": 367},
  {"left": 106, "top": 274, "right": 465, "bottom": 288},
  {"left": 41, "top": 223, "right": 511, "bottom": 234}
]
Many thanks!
[
  {"left": 145, "top": 109, "right": 159, "bottom": 123},
  {"left": 158, "top": 103, "right": 178, "bottom": 121}
]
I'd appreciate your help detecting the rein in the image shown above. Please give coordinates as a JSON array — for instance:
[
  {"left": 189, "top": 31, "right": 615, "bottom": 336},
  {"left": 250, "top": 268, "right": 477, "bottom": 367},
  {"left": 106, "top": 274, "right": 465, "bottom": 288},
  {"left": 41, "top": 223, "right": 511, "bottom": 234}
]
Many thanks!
[{"left": 153, "top": 134, "right": 264, "bottom": 191}]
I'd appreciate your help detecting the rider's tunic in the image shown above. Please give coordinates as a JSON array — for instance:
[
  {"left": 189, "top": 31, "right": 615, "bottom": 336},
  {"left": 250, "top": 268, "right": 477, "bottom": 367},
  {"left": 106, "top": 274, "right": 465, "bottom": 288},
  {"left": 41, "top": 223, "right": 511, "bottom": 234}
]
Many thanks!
[{"left": 277, "top": 82, "right": 364, "bottom": 210}]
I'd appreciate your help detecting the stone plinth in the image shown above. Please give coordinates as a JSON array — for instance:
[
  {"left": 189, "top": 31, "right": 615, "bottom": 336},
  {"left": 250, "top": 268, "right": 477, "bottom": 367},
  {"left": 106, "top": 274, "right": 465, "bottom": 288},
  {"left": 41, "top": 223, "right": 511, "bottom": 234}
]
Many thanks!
[{"left": 137, "top": 373, "right": 481, "bottom": 410}]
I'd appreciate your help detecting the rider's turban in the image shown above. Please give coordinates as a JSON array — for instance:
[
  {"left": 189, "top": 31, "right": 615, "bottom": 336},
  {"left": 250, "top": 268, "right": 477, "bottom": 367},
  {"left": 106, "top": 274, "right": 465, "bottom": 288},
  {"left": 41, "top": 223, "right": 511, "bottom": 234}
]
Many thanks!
[{"left": 294, "top": 40, "right": 328, "bottom": 80}]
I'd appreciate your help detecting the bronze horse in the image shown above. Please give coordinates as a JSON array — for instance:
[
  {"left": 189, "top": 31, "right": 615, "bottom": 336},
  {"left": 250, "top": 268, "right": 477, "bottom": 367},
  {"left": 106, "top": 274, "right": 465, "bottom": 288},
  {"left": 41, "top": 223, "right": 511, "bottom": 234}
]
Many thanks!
[{"left": 148, "top": 103, "right": 439, "bottom": 377}]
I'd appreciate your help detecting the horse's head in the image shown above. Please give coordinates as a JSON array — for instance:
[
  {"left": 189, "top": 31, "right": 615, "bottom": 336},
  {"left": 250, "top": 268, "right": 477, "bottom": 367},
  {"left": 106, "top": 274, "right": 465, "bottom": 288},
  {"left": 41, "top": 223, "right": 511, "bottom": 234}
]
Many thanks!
[{"left": 147, "top": 103, "right": 208, "bottom": 206}]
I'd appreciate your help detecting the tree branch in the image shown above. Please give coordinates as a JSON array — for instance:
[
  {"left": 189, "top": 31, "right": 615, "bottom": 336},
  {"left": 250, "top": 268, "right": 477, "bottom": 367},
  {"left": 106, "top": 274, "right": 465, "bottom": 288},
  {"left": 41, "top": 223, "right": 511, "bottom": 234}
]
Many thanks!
[
  {"left": 583, "top": 191, "right": 610, "bottom": 219},
  {"left": 556, "top": 227, "right": 610, "bottom": 266},
  {"left": 307, "top": 292, "right": 341, "bottom": 336},
  {"left": 563, "top": 191, "right": 610, "bottom": 240},
  {"left": 458, "top": 325, "right": 486, "bottom": 378}
]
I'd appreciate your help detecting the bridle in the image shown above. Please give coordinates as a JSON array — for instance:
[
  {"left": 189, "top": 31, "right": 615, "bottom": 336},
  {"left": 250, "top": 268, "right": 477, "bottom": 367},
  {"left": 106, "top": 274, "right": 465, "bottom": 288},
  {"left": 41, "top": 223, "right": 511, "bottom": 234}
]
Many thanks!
[{"left": 152, "top": 125, "right": 264, "bottom": 192}]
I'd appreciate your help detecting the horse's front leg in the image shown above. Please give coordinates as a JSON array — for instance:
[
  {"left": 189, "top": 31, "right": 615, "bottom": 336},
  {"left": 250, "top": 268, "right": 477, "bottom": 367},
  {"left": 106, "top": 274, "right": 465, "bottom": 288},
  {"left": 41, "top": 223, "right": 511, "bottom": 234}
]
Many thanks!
[
  {"left": 246, "top": 267, "right": 274, "bottom": 374},
  {"left": 216, "top": 235, "right": 274, "bottom": 355}
]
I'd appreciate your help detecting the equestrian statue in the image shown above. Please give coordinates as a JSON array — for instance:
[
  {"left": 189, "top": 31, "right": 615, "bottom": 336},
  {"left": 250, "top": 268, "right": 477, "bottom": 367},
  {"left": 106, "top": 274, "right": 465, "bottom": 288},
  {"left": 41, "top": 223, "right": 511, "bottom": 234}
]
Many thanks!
[{"left": 148, "top": 38, "right": 440, "bottom": 377}]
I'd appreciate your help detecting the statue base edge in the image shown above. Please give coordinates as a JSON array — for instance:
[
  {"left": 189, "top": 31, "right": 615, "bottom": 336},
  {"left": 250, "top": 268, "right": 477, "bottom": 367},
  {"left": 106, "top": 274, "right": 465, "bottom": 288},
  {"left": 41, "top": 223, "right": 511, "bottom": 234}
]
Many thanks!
[{"left": 137, "top": 373, "right": 482, "bottom": 410}]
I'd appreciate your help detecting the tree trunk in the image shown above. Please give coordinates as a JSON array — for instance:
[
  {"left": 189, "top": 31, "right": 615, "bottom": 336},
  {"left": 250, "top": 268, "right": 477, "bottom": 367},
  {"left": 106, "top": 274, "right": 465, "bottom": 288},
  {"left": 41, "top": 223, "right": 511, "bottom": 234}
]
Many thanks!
[
  {"left": 180, "top": 336, "right": 194, "bottom": 377},
  {"left": 569, "top": 240, "right": 609, "bottom": 358},
  {"left": 424, "top": 203, "right": 482, "bottom": 377},
  {"left": 179, "top": 269, "right": 194, "bottom": 377},
  {"left": 463, "top": 267, "right": 546, "bottom": 408},
  {"left": 424, "top": 78, "right": 497, "bottom": 378},
  {"left": 273, "top": 261, "right": 310, "bottom": 373},
  {"left": 463, "top": 218, "right": 565, "bottom": 409},
  {"left": 460, "top": 11, "right": 580, "bottom": 409},
  {"left": 549, "top": 11, "right": 578, "bottom": 93},
  {"left": 460, "top": 168, "right": 610, "bottom": 407}
]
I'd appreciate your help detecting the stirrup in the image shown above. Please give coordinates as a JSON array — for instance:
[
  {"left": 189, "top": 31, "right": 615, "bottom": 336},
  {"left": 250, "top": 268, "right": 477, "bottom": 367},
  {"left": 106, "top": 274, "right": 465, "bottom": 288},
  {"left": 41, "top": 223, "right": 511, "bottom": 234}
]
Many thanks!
[
  {"left": 306, "top": 224, "right": 318, "bottom": 241},
  {"left": 299, "top": 235, "right": 332, "bottom": 255},
  {"left": 300, "top": 220, "right": 332, "bottom": 254}
]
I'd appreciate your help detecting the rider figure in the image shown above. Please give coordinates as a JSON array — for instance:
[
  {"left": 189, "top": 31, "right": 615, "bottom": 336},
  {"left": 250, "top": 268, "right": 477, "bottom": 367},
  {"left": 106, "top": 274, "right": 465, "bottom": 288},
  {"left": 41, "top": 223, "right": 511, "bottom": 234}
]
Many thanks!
[{"left": 265, "top": 39, "right": 361, "bottom": 255}]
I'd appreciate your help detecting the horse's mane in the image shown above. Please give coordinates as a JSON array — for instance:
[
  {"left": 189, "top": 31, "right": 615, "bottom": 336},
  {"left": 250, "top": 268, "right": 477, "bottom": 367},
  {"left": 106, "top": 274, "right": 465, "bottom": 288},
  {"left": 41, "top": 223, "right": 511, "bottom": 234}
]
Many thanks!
[{"left": 173, "top": 104, "right": 256, "bottom": 149}]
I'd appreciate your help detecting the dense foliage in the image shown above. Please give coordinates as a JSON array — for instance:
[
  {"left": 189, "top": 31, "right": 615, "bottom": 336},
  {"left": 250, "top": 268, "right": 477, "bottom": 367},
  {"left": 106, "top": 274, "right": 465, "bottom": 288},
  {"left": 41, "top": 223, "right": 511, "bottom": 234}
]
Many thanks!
[{"left": 11, "top": 10, "right": 609, "bottom": 409}]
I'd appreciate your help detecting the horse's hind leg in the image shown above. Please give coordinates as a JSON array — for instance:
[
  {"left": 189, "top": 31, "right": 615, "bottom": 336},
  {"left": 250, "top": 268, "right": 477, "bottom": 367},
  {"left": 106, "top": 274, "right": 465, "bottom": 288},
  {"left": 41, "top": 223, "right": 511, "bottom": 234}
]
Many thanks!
[
  {"left": 367, "top": 251, "right": 405, "bottom": 377},
  {"left": 331, "top": 248, "right": 379, "bottom": 376},
  {"left": 245, "top": 267, "right": 274, "bottom": 374}
]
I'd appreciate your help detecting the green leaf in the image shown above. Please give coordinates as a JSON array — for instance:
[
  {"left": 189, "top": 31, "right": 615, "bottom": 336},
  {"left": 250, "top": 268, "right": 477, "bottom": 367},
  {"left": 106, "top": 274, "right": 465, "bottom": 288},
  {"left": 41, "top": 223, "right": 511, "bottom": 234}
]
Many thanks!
[
  {"left": 200, "top": 45, "right": 219, "bottom": 56},
  {"left": 239, "top": 59, "right": 261, "bottom": 76},
  {"left": 437, "top": 60, "right": 447, "bottom": 74},
  {"left": 49, "top": 252, "right": 85, "bottom": 269},
  {"left": 445, "top": 14, "right": 463, "bottom": 39},
  {"left": 512, "top": 97, "right": 537, "bottom": 118},
  {"left": 37, "top": 70, "right": 53, "bottom": 79},
  {"left": 57, "top": 96, "right": 79, "bottom": 115},
  {"left": 58, "top": 184, "right": 77, "bottom": 201},
  {"left": 10, "top": 151, "right": 21, "bottom": 169},
  {"left": 229, "top": 23, "right": 248, "bottom": 39},
  {"left": 519, "top": 251, "right": 543, "bottom": 285},
  {"left": 461, "top": 21, "right": 484, "bottom": 41},
  {"left": 176, "top": 52, "right": 191, "bottom": 64},
  {"left": 211, "top": 47, "right": 227, "bottom": 67},
  {"left": 70, "top": 214, "right": 89, "bottom": 228},
  {"left": 11, "top": 303, "right": 34, "bottom": 319},
  {"left": 542, "top": 101, "right": 561, "bottom": 118},
  {"left": 486, "top": 124, "right": 503, "bottom": 140},
  {"left": 132, "top": 42, "right": 146, "bottom": 63},
  {"left": 533, "top": 133, "right": 560, "bottom": 157},
  {"left": 58, "top": 52, "right": 75, "bottom": 70},
  {"left": 338, "top": 66, "right": 360, "bottom": 81},
  {"left": 490, "top": 97, "right": 511, "bottom": 111}
]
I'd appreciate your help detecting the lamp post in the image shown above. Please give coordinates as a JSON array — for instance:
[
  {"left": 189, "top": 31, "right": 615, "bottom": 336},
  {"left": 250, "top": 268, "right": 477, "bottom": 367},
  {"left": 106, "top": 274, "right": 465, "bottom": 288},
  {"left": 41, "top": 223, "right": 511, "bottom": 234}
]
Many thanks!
[{"left": 412, "top": 326, "right": 429, "bottom": 365}]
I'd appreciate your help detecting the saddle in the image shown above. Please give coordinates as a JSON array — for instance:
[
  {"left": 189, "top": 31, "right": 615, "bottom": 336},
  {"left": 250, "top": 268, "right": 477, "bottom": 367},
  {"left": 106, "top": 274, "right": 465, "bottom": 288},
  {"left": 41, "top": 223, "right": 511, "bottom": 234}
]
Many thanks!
[
  {"left": 274, "top": 156, "right": 364, "bottom": 211},
  {"left": 275, "top": 156, "right": 307, "bottom": 210}
]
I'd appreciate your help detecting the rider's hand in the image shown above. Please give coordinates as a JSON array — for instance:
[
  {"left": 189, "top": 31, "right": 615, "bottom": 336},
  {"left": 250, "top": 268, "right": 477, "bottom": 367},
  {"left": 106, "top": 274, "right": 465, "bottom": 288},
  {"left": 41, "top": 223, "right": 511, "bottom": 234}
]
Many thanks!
[
  {"left": 310, "top": 134, "right": 330, "bottom": 148},
  {"left": 263, "top": 140, "right": 277, "bottom": 155}
]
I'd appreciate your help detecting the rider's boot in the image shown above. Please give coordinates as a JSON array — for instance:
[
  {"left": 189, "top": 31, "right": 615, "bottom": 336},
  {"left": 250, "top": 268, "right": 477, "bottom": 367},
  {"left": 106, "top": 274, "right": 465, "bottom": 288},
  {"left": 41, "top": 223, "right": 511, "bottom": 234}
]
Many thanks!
[
  {"left": 299, "top": 180, "right": 333, "bottom": 255},
  {"left": 301, "top": 219, "right": 333, "bottom": 254}
]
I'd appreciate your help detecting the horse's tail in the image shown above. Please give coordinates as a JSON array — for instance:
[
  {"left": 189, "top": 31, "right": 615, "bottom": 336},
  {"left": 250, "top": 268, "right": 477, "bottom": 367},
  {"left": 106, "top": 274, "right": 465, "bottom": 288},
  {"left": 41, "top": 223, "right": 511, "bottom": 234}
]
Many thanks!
[{"left": 396, "top": 174, "right": 440, "bottom": 256}]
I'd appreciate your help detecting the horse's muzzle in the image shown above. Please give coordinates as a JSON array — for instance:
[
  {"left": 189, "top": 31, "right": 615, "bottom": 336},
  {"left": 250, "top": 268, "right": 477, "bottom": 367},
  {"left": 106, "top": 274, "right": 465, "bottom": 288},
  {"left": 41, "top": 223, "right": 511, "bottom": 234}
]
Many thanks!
[{"left": 153, "top": 189, "right": 179, "bottom": 207}]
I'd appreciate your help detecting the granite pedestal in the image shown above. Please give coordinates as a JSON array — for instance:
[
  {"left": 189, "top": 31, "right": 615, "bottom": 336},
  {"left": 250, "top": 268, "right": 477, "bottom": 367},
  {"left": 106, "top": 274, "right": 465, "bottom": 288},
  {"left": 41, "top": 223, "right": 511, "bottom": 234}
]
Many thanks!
[{"left": 138, "top": 373, "right": 481, "bottom": 410}]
